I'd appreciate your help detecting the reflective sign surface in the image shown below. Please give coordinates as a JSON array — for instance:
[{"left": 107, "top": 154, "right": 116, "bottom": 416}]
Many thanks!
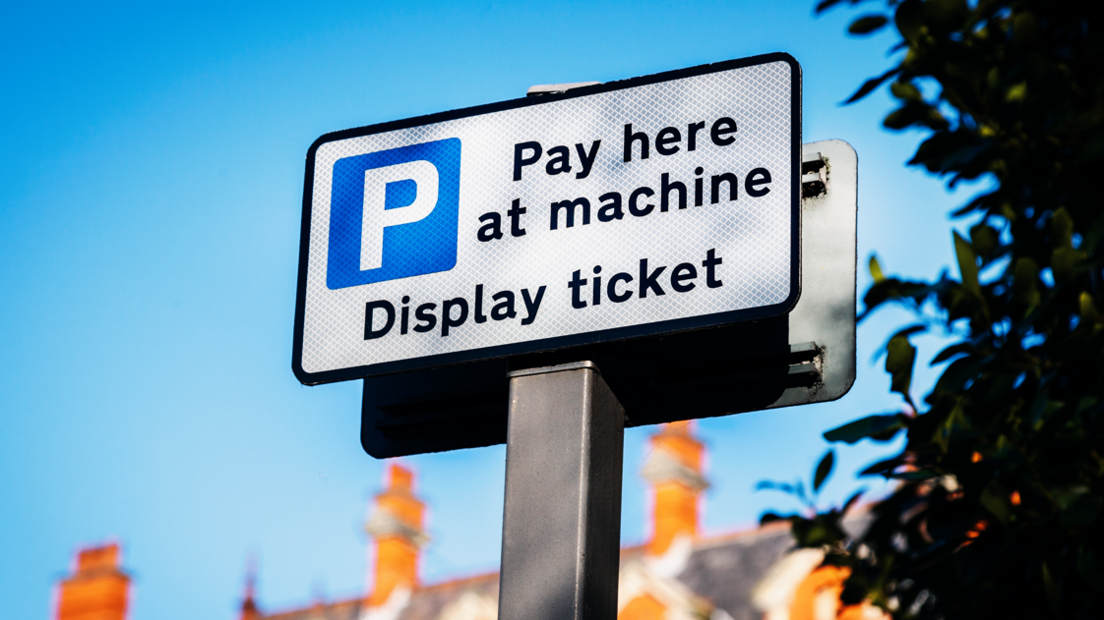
[{"left": 294, "top": 53, "right": 801, "bottom": 384}]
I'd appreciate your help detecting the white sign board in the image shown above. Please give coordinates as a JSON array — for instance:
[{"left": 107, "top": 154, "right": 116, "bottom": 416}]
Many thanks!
[{"left": 293, "top": 54, "right": 801, "bottom": 384}]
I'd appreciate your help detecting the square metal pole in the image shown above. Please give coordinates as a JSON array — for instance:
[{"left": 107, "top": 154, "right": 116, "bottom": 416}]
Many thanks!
[{"left": 498, "top": 361, "right": 625, "bottom": 620}]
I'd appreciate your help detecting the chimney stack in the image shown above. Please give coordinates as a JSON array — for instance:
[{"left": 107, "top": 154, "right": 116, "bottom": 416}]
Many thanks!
[
  {"left": 365, "top": 463, "right": 428, "bottom": 608},
  {"left": 56, "top": 543, "right": 130, "bottom": 620},
  {"left": 238, "top": 556, "right": 261, "bottom": 620},
  {"left": 642, "top": 422, "right": 709, "bottom": 556}
]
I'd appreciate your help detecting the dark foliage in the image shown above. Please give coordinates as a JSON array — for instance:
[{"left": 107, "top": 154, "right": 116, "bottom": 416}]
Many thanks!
[{"left": 762, "top": 1, "right": 1104, "bottom": 617}]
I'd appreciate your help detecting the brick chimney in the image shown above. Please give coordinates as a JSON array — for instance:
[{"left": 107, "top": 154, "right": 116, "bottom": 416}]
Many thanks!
[
  {"left": 238, "top": 556, "right": 261, "bottom": 620},
  {"left": 642, "top": 422, "right": 709, "bottom": 556},
  {"left": 56, "top": 543, "right": 130, "bottom": 620},
  {"left": 365, "top": 463, "right": 428, "bottom": 608}
]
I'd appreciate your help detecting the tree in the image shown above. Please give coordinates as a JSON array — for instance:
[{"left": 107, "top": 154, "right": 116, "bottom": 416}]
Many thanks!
[{"left": 763, "top": 1, "right": 1104, "bottom": 617}]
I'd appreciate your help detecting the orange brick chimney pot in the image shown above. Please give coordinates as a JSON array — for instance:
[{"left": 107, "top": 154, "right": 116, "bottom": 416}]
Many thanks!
[
  {"left": 365, "top": 463, "right": 428, "bottom": 607},
  {"left": 642, "top": 422, "right": 708, "bottom": 556},
  {"left": 56, "top": 543, "right": 130, "bottom": 620}
]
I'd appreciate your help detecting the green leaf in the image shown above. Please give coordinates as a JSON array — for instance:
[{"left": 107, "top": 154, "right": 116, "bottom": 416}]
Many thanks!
[
  {"left": 980, "top": 480, "right": 1012, "bottom": 523},
  {"left": 921, "top": 0, "right": 969, "bottom": 32},
  {"left": 1054, "top": 485, "right": 1091, "bottom": 511},
  {"left": 969, "top": 223, "right": 999, "bottom": 259},
  {"left": 953, "top": 231, "right": 980, "bottom": 295},
  {"left": 1005, "top": 82, "right": 1027, "bottom": 103},
  {"left": 1059, "top": 493, "right": 1101, "bottom": 529},
  {"left": 932, "top": 353, "right": 983, "bottom": 395},
  {"left": 1051, "top": 207, "right": 1074, "bottom": 248},
  {"left": 848, "top": 14, "right": 889, "bottom": 35},
  {"left": 931, "top": 342, "right": 973, "bottom": 365},
  {"left": 814, "top": 0, "right": 848, "bottom": 15},
  {"left": 883, "top": 104, "right": 923, "bottom": 130},
  {"left": 814, "top": 450, "right": 835, "bottom": 492},
  {"left": 1051, "top": 247, "right": 1082, "bottom": 285},
  {"left": 922, "top": 107, "right": 951, "bottom": 131},
  {"left": 886, "top": 334, "right": 917, "bottom": 402},
  {"left": 1012, "top": 257, "right": 1041, "bottom": 310},
  {"left": 860, "top": 455, "right": 907, "bottom": 477},
  {"left": 860, "top": 277, "right": 940, "bottom": 319},
  {"left": 844, "top": 67, "right": 901, "bottom": 104},
  {"left": 1042, "top": 561, "right": 1061, "bottom": 610},
  {"left": 1083, "top": 206, "right": 1104, "bottom": 254},
  {"left": 824, "top": 414, "right": 909, "bottom": 443},
  {"left": 909, "top": 128, "right": 988, "bottom": 175},
  {"left": 869, "top": 255, "right": 885, "bottom": 283},
  {"left": 883, "top": 101, "right": 952, "bottom": 132},
  {"left": 934, "top": 402, "right": 968, "bottom": 450},
  {"left": 791, "top": 514, "right": 847, "bottom": 547},
  {"left": 1012, "top": 12, "right": 1038, "bottom": 43},
  {"left": 1081, "top": 293, "right": 1102, "bottom": 323},
  {"left": 1075, "top": 397, "right": 1100, "bottom": 417},
  {"left": 894, "top": 0, "right": 924, "bottom": 43},
  {"left": 890, "top": 81, "right": 923, "bottom": 102},
  {"left": 891, "top": 323, "right": 927, "bottom": 340}
]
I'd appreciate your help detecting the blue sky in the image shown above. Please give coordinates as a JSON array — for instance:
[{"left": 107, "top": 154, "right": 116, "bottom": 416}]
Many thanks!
[{"left": 1, "top": 2, "right": 980, "bottom": 619}]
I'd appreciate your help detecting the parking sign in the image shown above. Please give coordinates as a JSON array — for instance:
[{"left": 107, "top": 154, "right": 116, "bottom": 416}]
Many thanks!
[{"left": 293, "top": 53, "right": 801, "bottom": 385}]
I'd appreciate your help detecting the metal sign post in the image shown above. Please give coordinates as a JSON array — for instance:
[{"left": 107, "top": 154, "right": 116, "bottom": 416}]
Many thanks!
[{"left": 499, "top": 362, "right": 623, "bottom": 620}]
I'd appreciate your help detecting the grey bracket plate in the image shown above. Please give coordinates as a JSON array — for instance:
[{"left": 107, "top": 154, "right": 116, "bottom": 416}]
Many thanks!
[{"left": 361, "top": 140, "right": 856, "bottom": 458}]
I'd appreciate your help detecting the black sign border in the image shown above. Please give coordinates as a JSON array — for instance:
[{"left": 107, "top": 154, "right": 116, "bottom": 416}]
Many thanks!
[{"left": 293, "top": 52, "right": 801, "bottom": 385}]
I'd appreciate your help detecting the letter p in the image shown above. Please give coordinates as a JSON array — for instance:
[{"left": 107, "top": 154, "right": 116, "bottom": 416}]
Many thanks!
[
  {"left": 326, "top": 138, "right": 462, "bottom": 289},
  {"left": 361, "top": 160, "right": 439, "bottom": 271}
]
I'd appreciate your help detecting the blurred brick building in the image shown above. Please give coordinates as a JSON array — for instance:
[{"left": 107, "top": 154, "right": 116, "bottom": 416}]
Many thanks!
[
  {"left": 52, "top": 423, "right": 878, "bottom": 620},
  {"left": 233, "top": 423, "right": 879, "bottom": 620}
]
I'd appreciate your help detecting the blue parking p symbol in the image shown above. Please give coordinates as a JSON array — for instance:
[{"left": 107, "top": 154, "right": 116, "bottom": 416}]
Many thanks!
[{"left": 327, "top": 138, "right": 462, "bottom": 290}]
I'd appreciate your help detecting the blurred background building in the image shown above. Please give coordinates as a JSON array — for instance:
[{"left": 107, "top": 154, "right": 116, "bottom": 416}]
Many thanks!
[{"left": 54, "top": 423, "right": 873, "bottom": 620}]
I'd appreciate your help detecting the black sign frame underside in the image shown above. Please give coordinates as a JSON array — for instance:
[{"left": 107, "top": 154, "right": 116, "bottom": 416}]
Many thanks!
[{"left": 293, "top": 52, "right": 802, "bottom": 385}]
